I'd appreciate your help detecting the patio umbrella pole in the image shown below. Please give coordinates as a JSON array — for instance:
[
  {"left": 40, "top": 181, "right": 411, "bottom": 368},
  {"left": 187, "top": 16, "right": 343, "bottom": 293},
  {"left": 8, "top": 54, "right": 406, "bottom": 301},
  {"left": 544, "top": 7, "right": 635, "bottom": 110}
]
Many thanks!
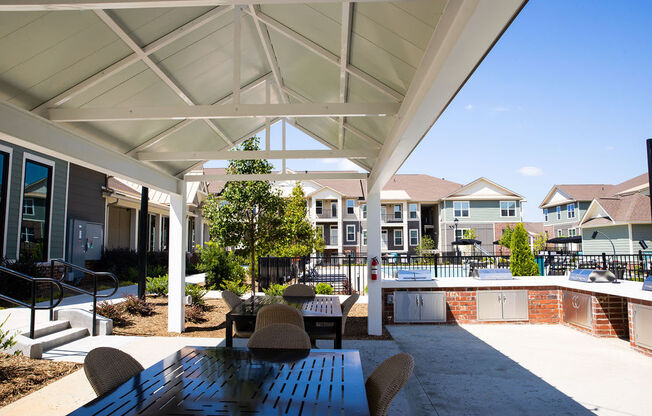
[{"left": 138, "top": 186, "right": 149, "bottom": 300}]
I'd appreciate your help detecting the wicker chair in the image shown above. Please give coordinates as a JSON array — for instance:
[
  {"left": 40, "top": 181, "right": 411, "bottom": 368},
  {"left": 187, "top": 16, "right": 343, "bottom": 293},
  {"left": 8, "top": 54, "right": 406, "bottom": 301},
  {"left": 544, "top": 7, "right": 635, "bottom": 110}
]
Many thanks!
[
  {"left": 222, "top": 290, "right": 254, "bottom": 338},
  {"left": 84, "top": 347, "right": 144, "bottom": 397},
  {"left": 365, "top": 353, "right": 414, "bottom": 416},
  {"left": 283, "top": 284, "right": 315, "bottom": 297},
  {"left": 247, "top": 323, "right": 311, "bottom": 349},
  {"left": 255, "top": 304, "right": 304, "bottom": 331}
]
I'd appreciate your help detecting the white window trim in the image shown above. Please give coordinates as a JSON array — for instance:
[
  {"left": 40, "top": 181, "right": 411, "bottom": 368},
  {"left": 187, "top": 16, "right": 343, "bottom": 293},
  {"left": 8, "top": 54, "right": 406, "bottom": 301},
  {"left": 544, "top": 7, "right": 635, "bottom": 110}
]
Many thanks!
[
  {"left": 409, "top": 229, "right": 419, "bottom": 246},
  {"left": 22, "top": 198, "right": 34, "bottom": 215},
  {"left": 500, "top": 201, "right": 516, "bottom": 217},
  {"left": 346, "top": 224, "right": 355, "bottom": 242},
  {"left": 330, "top": 225, "right": 338, "bottom": 245},
  {"left": 453, "top": 201, "right": 470, "bottom": 218},
  {"left": 17, "top": 153, "right": 55, "bottom": 261},
  {"left": 408, "top": 203, "right": 418, "bottom": 219},
  {"left": 543, "top": 208, "right": 548, "bottom": 222},
  {"left": 393, "top": 204, "right": 402, "bottom": 219},
  {"left": 315, "top": 200, "right": 323, "bottom": 215},
  {"left": 568, "top": 228, "right": 576, "bottom": 237},
  {"left": 362, "top": 204, "right": 367, "bottom": 219},
  {"left": 346, "top": 199, "right": 354, "bottom": 215},
  {"left": 567, "top": 203, "right": 575, "bottom": 219},
  {"left": 362, "top": 229, "right": 367, "bottom": 246},
  {"left": 557, "top": 229, "right": 563, "bottom": 237},
  {"left": 556, "top": 206, "right": 561, "bottom": 220},
  {"left": 394, "top": 229, "right": 403, "bottom": 246},
  {"left": 455, "top": 227, "right": 470, "bottom": 240},
  {"left": 330, "top": 201, "right": 337, "bottom": 217}
]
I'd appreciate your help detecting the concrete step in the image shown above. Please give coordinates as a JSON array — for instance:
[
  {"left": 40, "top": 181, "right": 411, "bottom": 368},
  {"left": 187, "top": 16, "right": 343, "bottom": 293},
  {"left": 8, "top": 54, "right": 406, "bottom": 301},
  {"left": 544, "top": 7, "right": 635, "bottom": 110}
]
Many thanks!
[
  {"left": 39, "top": 327, "right": 89, "bottom": 352},
  {"left": 25, "top": 320, "right": 71, "bottom": 339}
]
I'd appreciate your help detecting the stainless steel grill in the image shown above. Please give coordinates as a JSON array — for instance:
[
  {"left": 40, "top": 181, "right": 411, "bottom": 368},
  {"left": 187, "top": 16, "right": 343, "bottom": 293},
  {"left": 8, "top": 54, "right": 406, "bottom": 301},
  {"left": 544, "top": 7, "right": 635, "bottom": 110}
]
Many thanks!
[
  {"left": 472, "top": 268, "right": 513, "bottom": 280},
  {"left": 395, "top": 269, "right": 433, "bottom": 280},
  {"left": 568, "top": 269, "right": 615, "bottom": 283}
]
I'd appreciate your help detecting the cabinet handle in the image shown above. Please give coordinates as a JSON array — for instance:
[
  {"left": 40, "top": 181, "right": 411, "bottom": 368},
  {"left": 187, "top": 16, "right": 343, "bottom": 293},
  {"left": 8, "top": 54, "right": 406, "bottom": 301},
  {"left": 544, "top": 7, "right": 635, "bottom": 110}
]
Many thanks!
[
  {"left": 498, "top": 295, "right": 502, "bottom": 303},
  {"left": 416, "top": 297, "right": 419, "bottom": 306},
  {"left": 503, "top": 295, "right": 507, "bottom": 302}
]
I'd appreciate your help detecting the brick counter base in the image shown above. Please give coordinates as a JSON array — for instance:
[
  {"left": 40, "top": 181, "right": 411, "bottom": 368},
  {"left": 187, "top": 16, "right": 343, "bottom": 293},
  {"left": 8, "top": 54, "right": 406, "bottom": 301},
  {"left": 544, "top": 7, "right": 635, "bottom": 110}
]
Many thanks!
[
  {"left": 559, "top": 288, "right": 629, "bottom": 339},
  {"left": 382, "top": 286, "right": 561, "bottom": 325}
]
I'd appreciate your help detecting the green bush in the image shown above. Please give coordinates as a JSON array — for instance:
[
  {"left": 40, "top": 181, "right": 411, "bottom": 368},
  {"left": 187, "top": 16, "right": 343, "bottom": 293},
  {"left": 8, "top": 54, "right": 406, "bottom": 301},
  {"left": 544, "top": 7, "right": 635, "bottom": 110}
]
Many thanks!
[
  {"left": 122, "top": 294, "right": 153, "bottom": 316},
  {"left": 263, "top": 283, "right": 287, "bottom": 297},
  {"left": 0, "top": 315, "right": 17, "bottom": 352},
  {"left": 198, "top": 241, "right": 246, "bottom": 289},
  {"left": 146, "top": 274, "right": 168, "bottom": 296},
  {"left": 221, "top": 279, "right": 250, "bottom": 297},
  {"left": 510, "top": 223, "right": 539, "bottom": 276},
  {"left": 185, "top": 284, "right": 208, "bottom": 306},
  {"left": 315, "top": 283, "right": 333, "bottom": 295},
  {"left": 147, "top": 264, "right": 168, "bottom": 280}
]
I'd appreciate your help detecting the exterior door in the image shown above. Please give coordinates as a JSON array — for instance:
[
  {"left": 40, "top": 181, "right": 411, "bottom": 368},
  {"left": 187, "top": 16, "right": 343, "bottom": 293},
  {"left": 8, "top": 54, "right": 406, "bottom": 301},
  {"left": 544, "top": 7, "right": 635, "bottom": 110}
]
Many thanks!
[
  {"left": 477, "top": 291, "right": 503, "bottom": 321},
  {"left": 501, "top": 291, "right": 528, "bottom": 320},
  {"left": 381, "top": 230, "right": 388, "bottom": 250},
  {"left": 419, "top": 292, "right": 446, "bottom": 322},
  {"left": 394, "top": 292, "right": 420, "bottom": 323}
]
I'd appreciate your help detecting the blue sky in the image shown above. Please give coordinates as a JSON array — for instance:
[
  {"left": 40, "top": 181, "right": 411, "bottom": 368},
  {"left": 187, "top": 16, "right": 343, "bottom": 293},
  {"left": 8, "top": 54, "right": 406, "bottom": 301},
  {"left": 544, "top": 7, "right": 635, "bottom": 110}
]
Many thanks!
[{"left": 206, "top": 0, "right": 652, "bottom": 222}]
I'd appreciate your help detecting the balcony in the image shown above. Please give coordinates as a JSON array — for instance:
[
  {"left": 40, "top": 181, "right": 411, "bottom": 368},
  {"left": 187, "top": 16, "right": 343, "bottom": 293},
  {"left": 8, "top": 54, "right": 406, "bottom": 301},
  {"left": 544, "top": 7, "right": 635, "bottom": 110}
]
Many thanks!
[
  {"left": 381, "top": 212, "right": 403, "bottom": 223},
  {"left": 315, "top": 210, "right": 338, "bottom": 219}
]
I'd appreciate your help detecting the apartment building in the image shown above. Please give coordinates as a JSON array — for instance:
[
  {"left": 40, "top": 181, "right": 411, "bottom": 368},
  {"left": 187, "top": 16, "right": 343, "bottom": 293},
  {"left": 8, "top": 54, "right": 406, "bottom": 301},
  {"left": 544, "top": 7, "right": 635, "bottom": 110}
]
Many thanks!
[
  {"left": 540, "top": 174, "right": 651, "bottom": 254},
  {"left": 206, "top": 169, "right": 526, "bottom": 256}
]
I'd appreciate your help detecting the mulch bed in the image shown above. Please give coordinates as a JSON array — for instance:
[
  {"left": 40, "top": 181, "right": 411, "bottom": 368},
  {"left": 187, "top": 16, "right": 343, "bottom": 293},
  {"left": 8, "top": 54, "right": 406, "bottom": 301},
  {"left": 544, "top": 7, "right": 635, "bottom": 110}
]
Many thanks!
[
  {"left": 0, "top": 354, "right": 81, "bottom": 407},
  {"left": 113, "top": 296, "right": 392, "bottom": 340}
]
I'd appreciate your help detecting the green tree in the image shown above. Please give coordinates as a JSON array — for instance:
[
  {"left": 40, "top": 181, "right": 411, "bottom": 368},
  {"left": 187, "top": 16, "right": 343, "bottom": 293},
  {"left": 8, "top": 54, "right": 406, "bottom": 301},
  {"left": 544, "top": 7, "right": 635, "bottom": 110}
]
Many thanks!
[
  {"left": 499, "top": 225, "right": 514, "bottom": 249},
  {"left": 510, "top": 223, "right": 539, "bottom": 276},
  {"left": 274, "top": 183, "right": 324, "bottom": 256},
  {"left": 202, "top": 137, "right": 284, "bottom": 294},
  {"left": 415, "top": 235, "right": 436, "bottom": 257},
  {"left": 532, "top": 232, "right": 547, "bottom": 254},
  {"left": 462, "top": 228, "right": 478, "bottom": 240}
]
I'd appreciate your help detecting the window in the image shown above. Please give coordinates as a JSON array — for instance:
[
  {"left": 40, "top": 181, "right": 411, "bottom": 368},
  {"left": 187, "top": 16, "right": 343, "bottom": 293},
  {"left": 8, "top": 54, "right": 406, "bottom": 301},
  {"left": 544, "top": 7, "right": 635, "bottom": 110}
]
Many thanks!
[
  {"left": 23, "top": 198, "right": 34, "bottom": 215},
  {"left": 453, "top": 201, "right": 469, "bottom": 217},
  {"left": 362, "top": 204, "right": 367, "bottom": 219},
  {"left": 346, "top": 199, "right": 354, "bottom": 215},
  {"left": 557, "top": 229, "right": 563, "bottom": 237},
  {"left": 331, "top": 201, "right": 337, "bottom": 217},
  {"left": 148, "top": 214, "right": 156, "bottom": 251},
  {"left": 161, "top": 217, "right": 169, "bottom": 251},
  {"left": 346, "top": 225, "right": 355, "bottom": 242},
  {"left": 544, "top": 208, "right": 548, "bottom": 222},
  {"left": 20, "top": 159, "right": 52, "bottom": 261},
  {"left": 315, "top": 200, "right": 323, "bottom": 215},
  {"left": 455, "top": 228, "right": 469, "bottom": 241},
  {"left": 330, "top": 226, "right": 338, "bottom": 245},
  {"left": 556, "top": 206, "right": 561, "bottom": 220},
  {"left": 409, "top": 203, "right": 418, "bottom": 219},
  {"left": 187, "top": 218, "right": 196, "bottom": 252},
  {"left": 500, "top": 201, "right": 516, "bottom": 217},
  {"left": 362, "top": 230, "right": 367, "bottom": 245},
  {"left": 394, "top": 204, "right": 402, "bottom": 220},
  {"left": 0, "top": 151, "right": 8, "bottom": 256},
  {"left": 409, "top": 229, "right": 419, "bottom": 246},
  {"left": 567, "top": 203, "right": 575, "bottom": 219},
  {"left": 568, "top": 228, "right": 576, "bottom": 237},
  {"left": 394, "top": 229, "right": 403, "bottom": 246}
]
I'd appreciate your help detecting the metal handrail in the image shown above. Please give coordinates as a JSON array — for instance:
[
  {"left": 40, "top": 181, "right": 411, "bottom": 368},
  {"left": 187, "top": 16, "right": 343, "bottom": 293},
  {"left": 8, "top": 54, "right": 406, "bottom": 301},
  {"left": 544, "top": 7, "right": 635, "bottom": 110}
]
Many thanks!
[
  {"left": 0, "top": 265, "right": 64, "bottom": 339},
  {"left": 49, "top": 259, "right": 120, "bottom": 337}
]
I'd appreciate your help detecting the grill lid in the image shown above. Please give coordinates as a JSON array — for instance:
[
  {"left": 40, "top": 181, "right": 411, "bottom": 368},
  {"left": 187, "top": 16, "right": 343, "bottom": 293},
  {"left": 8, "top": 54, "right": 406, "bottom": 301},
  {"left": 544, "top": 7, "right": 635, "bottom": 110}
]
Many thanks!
[
  {"left": 472, "top": 269, "right": 513, "bottom": 280},
  {"left": 642, "top": 276, "right": 652, "bottom": 291},
  {"left": 395, "top": 269, "right": 432, "bottom": 280},
  {"left": 569, "top": 269, "right": 615, "bottom": 283}
]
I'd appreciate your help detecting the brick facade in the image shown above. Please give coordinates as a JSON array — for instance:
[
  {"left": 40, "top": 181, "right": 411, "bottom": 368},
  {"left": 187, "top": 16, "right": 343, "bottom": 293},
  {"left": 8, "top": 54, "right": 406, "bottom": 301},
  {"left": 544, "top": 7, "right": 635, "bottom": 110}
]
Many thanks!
[{"left": 559, "top": 288, "right": 629, "bottom": 339}]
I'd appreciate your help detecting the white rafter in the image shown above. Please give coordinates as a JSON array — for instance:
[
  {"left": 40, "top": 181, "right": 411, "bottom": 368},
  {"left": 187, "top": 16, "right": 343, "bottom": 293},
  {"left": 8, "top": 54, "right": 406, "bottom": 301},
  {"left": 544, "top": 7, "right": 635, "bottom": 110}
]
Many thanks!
[
  {"left": 187, "top": 172, "right": 368, "bottom": 182},
  {"left": 126, "top": 73, "right": 272, "bottom": 156},
  {"left": 338, "top": 2, "right": 352, "bottom": 149},
  {"left": 49, "top": 102, "right": 399, "bottom": 122},
  {"left": 32, "top": 6, "right": 233, "bottom": 115},
  {"left": 139, "top": 149, "right": 374, "bottom": 161},
  {"left": 246, "top": 8, "right": 403, "bottom": 101},
  {"left": 0, "top": 0, "right": 403, "bottom": 11},
  {"left": 93, "top": 10, "right": 233, "bottom": 146}
]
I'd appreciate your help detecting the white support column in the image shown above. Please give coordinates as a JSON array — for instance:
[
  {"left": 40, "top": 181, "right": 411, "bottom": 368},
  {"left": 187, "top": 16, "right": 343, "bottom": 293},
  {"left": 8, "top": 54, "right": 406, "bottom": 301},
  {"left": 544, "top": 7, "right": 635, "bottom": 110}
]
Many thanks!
[
  {"left": 155, "top": 214, "right": 163, "bottom": 251},
  {"left": 194, "top": 215, "right": 203, "bottom": 250},
  {"left": 337, "top": 196, "right": 343, "bottom": 255},
  {"left": 168, "top": 181, "right": 187, "bottom": 333},
  {"left": 402, "top": 201, "right": 408, "bottom": 253},
  {"left": 265, "top": 80, "right": 270, "bottom": 150},
  {"left": 282, "top": 118, "right": 286, "bottom": 174},
  {"left": 366, "top": 183, "right": 382, "bottom": 336}
]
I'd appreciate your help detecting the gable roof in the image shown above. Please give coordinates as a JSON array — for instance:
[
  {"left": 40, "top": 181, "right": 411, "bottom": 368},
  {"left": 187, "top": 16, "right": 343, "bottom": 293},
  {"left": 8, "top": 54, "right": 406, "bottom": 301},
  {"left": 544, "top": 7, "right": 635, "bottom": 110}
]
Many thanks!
[
  {"left": 442, "top": 177, "right": 524, "bottom": 201},
  {"left": 540, "top": 173, "right": 649, "bottom": 208},
  {"left": 612, "top": 173, "right": 649, "bottom": 195},
  {"left": 382, "top": 174, "right": 461, "bottom": 202},
  {"left": 580, "top": 193, "right": 651, "bottom": 226}
]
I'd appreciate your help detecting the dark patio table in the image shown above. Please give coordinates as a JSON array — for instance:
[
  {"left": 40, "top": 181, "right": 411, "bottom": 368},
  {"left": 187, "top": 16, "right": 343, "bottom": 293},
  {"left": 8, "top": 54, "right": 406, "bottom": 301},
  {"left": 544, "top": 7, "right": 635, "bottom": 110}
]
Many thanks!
[
  {"left": 226, "top": 295, "right": 343, "bottom": 348},
  {"left": 68, "top": 346, "right": 369, "bottom": 416}
]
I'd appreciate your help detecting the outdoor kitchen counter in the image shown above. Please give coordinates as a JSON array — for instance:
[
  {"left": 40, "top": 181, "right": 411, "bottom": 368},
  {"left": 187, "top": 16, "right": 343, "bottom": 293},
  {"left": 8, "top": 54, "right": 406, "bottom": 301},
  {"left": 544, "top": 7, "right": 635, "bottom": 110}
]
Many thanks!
[{"left": 381, "top": 276, "right": 652, "bottom": 302}]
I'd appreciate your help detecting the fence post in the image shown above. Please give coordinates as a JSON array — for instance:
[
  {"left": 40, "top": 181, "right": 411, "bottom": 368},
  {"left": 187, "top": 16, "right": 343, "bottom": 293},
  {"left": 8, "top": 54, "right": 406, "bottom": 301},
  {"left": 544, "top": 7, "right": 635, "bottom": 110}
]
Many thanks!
[
  {"left": 639, "top": 250, "right": 644, "bottom": 261},
  {"left": 602, "top": 252, "right": 607, "bottom": 270},
  {"left": 347, "top": 254, "right": 352, "bottom": 295},
  {"left": 434, "top": 253, "right": 439, "bottom": 278},
  {"left": 49, "top": 259, "right": 55, "bottom": 321}
]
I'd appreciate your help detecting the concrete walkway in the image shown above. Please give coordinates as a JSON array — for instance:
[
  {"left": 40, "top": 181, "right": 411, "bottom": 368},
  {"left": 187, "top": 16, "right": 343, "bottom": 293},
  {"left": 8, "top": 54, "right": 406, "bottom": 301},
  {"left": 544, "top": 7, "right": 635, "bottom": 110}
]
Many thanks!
[{"left": 387, "top": 324, "right": 652, "bottom": 416}]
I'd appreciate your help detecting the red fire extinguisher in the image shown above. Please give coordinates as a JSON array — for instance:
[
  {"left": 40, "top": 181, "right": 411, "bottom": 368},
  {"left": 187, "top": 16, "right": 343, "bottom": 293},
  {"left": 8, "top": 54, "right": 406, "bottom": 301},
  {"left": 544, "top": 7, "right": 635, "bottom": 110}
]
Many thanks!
[{"left": 370, "top": 257, "right": 379, "bottom": 281}]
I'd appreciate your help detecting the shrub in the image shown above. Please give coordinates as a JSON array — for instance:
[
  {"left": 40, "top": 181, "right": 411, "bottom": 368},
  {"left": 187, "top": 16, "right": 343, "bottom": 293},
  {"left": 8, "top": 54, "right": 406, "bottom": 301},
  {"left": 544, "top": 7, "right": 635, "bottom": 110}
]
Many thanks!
[
  {"left": 146, "top": 274, "right": 168, "bottom": 296},
  {"left": 0, "top": 316, "right": 17, "bottom": 352},
  {"left": 220, "top": 279, "right": 250, "bottom": 297},
  {"left": 263, "top": 283, "right": 287, "bottom": 297},
  {"left": 315, "top": 283, "right": 333, "bottom": 295},
  {"left": 147, "top": 264, "right": 168, "bottom": 280},
  {"left": 185, "top": 303, "right": 205, "bottom": 323},
  {"left": 122, "top": 294, "right": 153, "bottom": 316},
  {"left": 510, "top": 223, "right": 539, "bottom": 276},
  {"left": 94, "top": 249, "right": 169, "bottom": 282},
  {"left": 198, "top": 241, "right": 245, "bottom": 289},
  {"left": 96, "top": 301, "right": 127, "bottom": 325},
  {"left": 185, "top": 284, "right": 207, "bottom": 306}
]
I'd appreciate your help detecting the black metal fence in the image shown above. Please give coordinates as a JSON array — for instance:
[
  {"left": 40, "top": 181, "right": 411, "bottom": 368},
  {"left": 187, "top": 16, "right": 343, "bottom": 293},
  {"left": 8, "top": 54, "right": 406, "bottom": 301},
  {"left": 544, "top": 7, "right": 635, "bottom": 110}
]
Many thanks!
[{"left": 257, "top": 251, "right": 652, "bottom": 293}]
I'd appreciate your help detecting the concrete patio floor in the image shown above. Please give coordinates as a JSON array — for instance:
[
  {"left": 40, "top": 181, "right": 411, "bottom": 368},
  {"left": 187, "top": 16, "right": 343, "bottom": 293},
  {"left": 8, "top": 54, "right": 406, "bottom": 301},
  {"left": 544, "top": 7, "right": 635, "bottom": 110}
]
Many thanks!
[{"left": 387, "top": 324, "right": 652, "bottom": 416}]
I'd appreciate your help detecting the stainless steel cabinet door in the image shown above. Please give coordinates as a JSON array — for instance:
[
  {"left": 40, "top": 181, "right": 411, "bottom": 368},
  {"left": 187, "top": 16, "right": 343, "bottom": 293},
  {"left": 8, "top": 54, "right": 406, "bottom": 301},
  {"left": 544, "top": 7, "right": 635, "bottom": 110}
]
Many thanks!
[
  {"left": 633, "top": 304, "right": 652, "bottom": 349},
  {"left": 501, "top": 290, "right": 529, "bottom": 320},
  {"left": 477, "top": 291, "right": 503, "bottom": 321},
  {"left": 573, "top": 292, "right": 593, "bottom": 329},
  {"left": 394, "top": 292, "right": 420, "bottom": 323},
  {"left": 562, "top": 291, "right": 576, "bottom": 324},
  {"left": 419, "top": 292, "right": 446, "bottom": 322}
]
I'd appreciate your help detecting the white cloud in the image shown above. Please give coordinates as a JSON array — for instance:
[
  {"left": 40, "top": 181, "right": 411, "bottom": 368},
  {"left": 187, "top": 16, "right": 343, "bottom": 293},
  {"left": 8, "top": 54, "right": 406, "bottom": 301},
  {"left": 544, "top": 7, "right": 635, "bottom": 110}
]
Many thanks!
[
  {"left": 464, "top": 104, "right": 473, "bottom": 110},
  {"left": 518, "top": 166, "right": 543, "bottom": 177}
]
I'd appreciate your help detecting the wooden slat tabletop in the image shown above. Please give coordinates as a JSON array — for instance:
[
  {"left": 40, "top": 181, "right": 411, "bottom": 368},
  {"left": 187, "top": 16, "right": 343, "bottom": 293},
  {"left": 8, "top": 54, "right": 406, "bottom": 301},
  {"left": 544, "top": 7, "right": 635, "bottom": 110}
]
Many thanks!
[{"left": 69, "top": 347, "right": 369, "bottom": 416}]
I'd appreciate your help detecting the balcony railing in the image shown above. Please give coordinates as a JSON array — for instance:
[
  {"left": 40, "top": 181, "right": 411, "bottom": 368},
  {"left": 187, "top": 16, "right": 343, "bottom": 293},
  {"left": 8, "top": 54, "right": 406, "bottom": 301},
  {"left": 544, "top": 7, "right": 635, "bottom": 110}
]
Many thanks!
[
  {"left": 316, "top": 210, "right": 337, "bottom": 219},
  {"left": 381, "top": 212, "right": 403, "bottom": 223}
]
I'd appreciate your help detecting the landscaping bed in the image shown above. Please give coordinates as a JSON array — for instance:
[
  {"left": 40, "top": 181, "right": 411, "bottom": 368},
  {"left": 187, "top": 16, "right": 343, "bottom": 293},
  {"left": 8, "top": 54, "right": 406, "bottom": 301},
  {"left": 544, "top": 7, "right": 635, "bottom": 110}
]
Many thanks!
[
  {"left": 112, "top": 296, "right": 392, "bottom": 340},
  {"left": 0, "top": 354, "right": 81, "bottom": 407}
]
